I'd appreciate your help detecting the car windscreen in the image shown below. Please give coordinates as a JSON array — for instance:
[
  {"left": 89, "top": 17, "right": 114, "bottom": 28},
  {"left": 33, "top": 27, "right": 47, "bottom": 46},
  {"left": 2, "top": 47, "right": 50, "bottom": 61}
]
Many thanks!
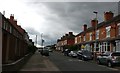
[
  {"left": 43, "top": 48, "right": 48, "bottom": 50},
  {"left": 111, "top": 53, "right": 120, "bottom": 56},
  {"left": 82, "top": 51, "right": 92, "bottom": 55}
]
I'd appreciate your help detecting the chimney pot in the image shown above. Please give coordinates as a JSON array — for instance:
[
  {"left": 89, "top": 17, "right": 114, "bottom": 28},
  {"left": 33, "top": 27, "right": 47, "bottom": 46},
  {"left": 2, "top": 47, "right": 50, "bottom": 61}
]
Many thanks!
[
  {"left": 69, "top": 32, "right": 73, "bottom": 35},
  {"left": 104, "top": 11, "right": 114, "bottom": 21},
  {"left": 10, "top": 14, "right": 14, "bottom": 20},
  {"left": 65, "top": 34, "right": 68, "bottom": 36},
  {"left": 91, "top": 19, "right": 98, "bottom": 27},
  {"left": 83, "top": 24, "right": 87, "bottom": 31},
  {"left": 14, "top": 20, "right": 17, "bottom": 25}
]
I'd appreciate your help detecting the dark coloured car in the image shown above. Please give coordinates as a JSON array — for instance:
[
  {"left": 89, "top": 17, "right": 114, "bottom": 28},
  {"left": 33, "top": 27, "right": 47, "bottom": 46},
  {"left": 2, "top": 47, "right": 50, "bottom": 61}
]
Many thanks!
[
  {"left": 41, "top": 47, "right": 49, "bottom": 56},
  {"left": 97, "top": 52, "right": 120, "bottom": 67},
  {"left": 77, "top": 50, "right": 93, "bottom": 61}
]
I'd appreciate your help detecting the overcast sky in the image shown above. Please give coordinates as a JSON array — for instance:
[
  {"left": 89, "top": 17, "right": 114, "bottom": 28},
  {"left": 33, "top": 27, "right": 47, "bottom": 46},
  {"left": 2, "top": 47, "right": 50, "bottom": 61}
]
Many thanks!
[{"left": 0, "top": 0, "right": 119, "bottom": 46}]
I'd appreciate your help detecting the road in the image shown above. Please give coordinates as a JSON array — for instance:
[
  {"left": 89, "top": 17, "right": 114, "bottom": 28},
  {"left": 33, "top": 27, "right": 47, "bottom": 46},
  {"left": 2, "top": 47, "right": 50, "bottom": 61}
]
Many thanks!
[
  {"left": 48, "top": 51, "right": 120, "bottom": 72},
  {"left": 19, "top": 50, "right": 120, "bottom": 73}
]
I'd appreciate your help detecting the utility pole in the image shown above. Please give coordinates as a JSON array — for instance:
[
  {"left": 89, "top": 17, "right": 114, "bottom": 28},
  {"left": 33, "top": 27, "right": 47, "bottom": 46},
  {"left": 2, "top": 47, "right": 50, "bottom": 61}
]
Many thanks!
[
  {"left": 35, "top": 35, "right": 37, "bottom": 46},
  {"left": 93, "top": 11, "right": 98, "bottom": 60},
  {"left": 41, "top": 33, "right": 43, "bottom": 46}
]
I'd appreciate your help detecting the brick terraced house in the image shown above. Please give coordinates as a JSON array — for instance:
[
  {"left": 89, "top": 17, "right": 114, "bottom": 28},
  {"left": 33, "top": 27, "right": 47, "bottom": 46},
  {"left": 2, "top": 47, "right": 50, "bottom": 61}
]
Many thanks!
[
  {"left": 56, "top": 11, "right": 120, "bottom": 54},
  {"left": 56, "top": 32, "right": 75, "bottom": 51},
  {"left": 1, "top": 12, "right": 33, "bottom": 64}
]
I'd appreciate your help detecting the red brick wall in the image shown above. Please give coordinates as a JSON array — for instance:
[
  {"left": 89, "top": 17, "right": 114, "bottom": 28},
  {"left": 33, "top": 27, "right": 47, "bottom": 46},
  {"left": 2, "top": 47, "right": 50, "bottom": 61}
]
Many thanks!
[
  {"left": 67, "top": 39, "right": 75, "bottom": 45},
  {"left": 99, "top": 26, "right": 106, "bottom": 40},
  {"left": 86, "top": 32, "right": 90, "bottom": 42},
  {"left": 77, "top": 36, "right": 80, "bottom": 43},
  {"left": 110, "top": 23, "right": 116, "bottom": 38}
]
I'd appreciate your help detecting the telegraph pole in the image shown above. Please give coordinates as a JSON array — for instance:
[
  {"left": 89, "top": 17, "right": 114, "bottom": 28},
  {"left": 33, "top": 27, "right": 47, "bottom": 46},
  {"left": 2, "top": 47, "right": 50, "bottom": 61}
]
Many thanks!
[
  {"left": 41, "top": 33, "right": 43, "bottom": 46},
  {"left": 35, "top": 35, "right": 37, "bottom": 46},
  {"left": 93, "top": 11, "right": 98, "bottom": 60}
]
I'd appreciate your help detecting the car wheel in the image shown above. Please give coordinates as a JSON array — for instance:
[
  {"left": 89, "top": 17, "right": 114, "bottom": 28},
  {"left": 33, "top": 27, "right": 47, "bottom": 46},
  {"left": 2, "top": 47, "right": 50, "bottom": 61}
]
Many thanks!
[
  {"left": 107, "top": 61, "right": 112, "bottom": 67},
  {"left": 97, "top": 60, "right": 101, "bottom": 64},
  {"left": 82, "top": 57, "right": 85, "bottom": 61}
]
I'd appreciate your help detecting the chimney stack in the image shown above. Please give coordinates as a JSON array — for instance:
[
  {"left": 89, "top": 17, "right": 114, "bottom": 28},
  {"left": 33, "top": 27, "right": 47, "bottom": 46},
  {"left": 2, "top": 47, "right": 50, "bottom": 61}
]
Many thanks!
[
  {"left": 91, "top": 19, "right": 98, "bottom": 27},
  {"left": 83, "top": 24, "right": 87, "bottom": 31},
  {"left": 65, "top": 34, "right": 68, "bottom": 36},
  {"left": 14, "top": 20, "right": 17, "bottom": 25},
  {"left": 69, "top": 32, "right": 73, "bottom": 35},
  {"left": 104, "top": 11, "right": 114, "bottom": 21},
  {"left": 10, "top": 14, "right": 14, "bottom": 21},
  {"left": 3, "top": 11, "right": 5, "bottom": 15}
]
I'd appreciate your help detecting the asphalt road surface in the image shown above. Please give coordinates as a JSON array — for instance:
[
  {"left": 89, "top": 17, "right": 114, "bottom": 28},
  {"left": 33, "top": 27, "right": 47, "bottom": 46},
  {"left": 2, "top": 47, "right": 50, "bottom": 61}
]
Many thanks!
[{"left": 48, "top": 51, "right": 120, "bottom": 72}]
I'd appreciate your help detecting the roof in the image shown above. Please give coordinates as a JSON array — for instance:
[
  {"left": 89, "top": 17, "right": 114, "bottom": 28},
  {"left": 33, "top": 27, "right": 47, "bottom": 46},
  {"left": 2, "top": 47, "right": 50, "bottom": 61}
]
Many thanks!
[{"left": 76, "top": 14, "right": 120, "bottom": 37}]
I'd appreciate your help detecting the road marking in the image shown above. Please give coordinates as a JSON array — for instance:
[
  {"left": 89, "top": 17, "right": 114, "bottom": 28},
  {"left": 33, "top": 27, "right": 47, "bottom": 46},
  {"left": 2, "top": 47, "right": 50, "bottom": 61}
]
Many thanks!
[
  {"left": 78, "top": 60, "right": 82, "bottom": 61},
  {"left": 68, "top": 59, "right": 83, "bottom": 62},
  {"left": 98, "top": 65, "right": 119, "bottom": 71}
]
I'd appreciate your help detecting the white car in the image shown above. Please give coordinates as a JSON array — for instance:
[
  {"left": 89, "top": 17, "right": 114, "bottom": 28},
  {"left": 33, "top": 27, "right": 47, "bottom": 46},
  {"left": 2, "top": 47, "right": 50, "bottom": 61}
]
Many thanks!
[{"left": 68, "top": 51, "right": 77, "bottom": 58}]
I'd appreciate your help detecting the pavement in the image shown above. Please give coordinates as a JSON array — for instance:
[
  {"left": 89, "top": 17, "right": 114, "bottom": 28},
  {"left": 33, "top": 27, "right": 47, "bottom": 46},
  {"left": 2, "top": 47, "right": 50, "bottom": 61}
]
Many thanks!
[{"left": 19, "top": 51, "right": 59, "bottom": 71}]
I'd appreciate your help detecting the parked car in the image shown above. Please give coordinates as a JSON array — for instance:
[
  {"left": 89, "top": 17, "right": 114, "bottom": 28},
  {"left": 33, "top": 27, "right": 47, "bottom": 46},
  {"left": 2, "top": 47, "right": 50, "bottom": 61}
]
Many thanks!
[
  {"left": 97, "top": 52, "right": 120, "bottom": 67},
  {"left": 77, "top": 50, "right": 93, "bottom": 61},
  {"left": 68, "top": 51, "right": 77, "bottom": 58},
  {"left": 64, "top": 49, "right": 71, "bottom": 56},
  {"left": 41, "top": 47, "right": 49, "bottom": 56},
  {"left": 49, "top": 49, "right": 53, "bottom": 52}
]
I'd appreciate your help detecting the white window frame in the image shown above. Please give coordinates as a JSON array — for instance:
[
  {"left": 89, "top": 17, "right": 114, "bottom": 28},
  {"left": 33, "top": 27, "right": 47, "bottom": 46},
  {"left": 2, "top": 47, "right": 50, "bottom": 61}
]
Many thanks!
[
  {"left": 106, "top": 26, "right": 111, "bottom": 38},
  {"left": 79, "top": 36, "right": 81, "bottom": 42},
  {"left": 64, "top": 40, "right": 67, "bottom": 45},
  {"left": 89, "top": 32, "right": 92, "bottom": 41},
  {"left": 96, "top": 30, "right": 99, "bottom": 39},
  {"left": 75, "top": 37, "right": 77, "bottom": 44},
  {"left": 84, "top": 35, "right": 86, "bottom": 41}
]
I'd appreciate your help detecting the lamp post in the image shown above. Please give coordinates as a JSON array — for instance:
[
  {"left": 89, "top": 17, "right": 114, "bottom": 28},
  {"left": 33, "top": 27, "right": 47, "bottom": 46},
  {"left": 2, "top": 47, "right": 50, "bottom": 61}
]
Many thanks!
[{"left": 93, "top": 11, "right": 98, "bottom": 60}]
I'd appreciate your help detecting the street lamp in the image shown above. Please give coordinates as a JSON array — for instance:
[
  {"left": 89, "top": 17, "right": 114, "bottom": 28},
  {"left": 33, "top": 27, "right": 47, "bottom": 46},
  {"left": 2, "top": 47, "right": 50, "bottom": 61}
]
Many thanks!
[{"left": 93, "top": 11, "right": 98, "bottom": 60}]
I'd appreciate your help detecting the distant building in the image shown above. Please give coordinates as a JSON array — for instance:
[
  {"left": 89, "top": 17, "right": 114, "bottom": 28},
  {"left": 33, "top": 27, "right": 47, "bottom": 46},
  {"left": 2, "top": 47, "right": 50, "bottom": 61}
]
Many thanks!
[{"left": 56, "top": 32, "right": 75, "bottom": 51}]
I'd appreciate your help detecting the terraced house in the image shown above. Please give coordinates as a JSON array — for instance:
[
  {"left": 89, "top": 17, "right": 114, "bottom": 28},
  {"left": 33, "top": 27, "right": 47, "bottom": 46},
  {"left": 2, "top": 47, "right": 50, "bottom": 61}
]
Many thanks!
[
  {"left": 1, "top": 12, "right": 33, "bottom": 64},
  {"left": 56, "top": 11, "right": 120, "bottom": 53},
  {"left": 56, "top": 32, "right": 75, "bottom": 51},
  {"left": 75, "top": 11, "right": 120, "bottom": 54}
]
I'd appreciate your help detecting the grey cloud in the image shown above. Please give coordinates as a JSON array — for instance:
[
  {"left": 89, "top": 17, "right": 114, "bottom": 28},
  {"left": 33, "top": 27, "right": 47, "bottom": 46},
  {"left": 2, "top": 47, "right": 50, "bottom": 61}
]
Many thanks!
[
  {"left": 25, "top": 27, "right": 40, "bottom": 35},
  {"left": 25, "top": 2, "right": 118, "bottom": 46}
]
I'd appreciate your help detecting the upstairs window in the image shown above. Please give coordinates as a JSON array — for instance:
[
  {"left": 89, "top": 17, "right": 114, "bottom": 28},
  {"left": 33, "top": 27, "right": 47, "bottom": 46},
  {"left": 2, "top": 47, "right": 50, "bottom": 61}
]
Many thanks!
[
  {"left": 89, "top": 32, "right": 92, "bottom": 41},
  {"left": 75, "top": 37, "right": 77, "bottom": 44},
  {"left": 83, "top": 35, "right": 86, "bottom": 41},
  {"left": 118, "top": 23, "right": 120, "bottom": 35},
  {"left": 79, "top": 36, "right": 81, "bottom": 42},
  {"left": 96, "top": 30, "right": 99, "bottom": 39},
  {"left": 106, "top": 26, "right": 111, "bottom": 38}
]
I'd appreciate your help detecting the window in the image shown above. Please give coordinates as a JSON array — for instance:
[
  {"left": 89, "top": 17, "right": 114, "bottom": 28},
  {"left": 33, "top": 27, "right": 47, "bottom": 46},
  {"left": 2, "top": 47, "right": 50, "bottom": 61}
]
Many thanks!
[
  {"left": 79, "top": 36, "right": 81, "bottom": 42},
  {"left": 106, "top": 26, "right": 111, "bottom": 38},
  {"left": 89, "top": 32, "right": 92, "bottom": 41},
  {"left": 84, "top": 35, "right": 86, "bottom": 41},
  {"left": 96, "top": 30, "right": 99, "bottom": 39},
  {"left": 10, "top": 26, "right": 12, "bottom": 33},
  {"left": 118, "top": 23, "right": 120, "bottom": 35},
  {"left": 3, "top": 21, "right": 6, "bottom": 29},
  {"left": 75, "top": 37, "right": 77, "bottom": 43},
  {"left": 107, "top": 42, "right": 110, "bottom": 51}
]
